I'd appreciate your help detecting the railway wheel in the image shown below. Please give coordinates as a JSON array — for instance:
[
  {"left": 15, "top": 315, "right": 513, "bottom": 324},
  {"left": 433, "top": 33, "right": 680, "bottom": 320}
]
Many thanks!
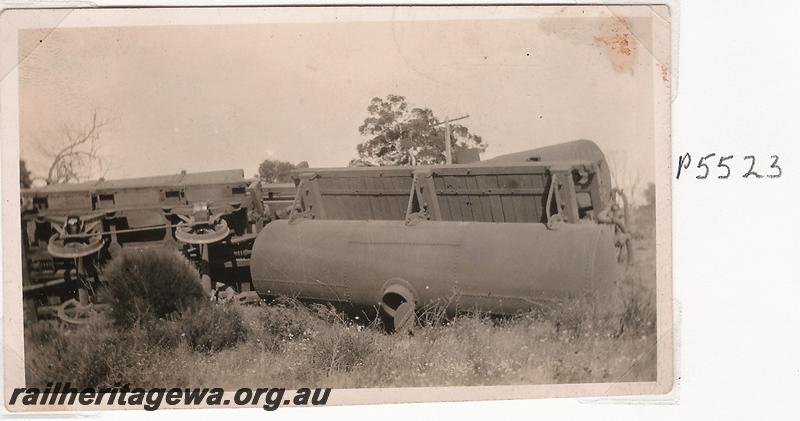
[{"left": 56, "top": 298, "right": 108, "bottom": 325}]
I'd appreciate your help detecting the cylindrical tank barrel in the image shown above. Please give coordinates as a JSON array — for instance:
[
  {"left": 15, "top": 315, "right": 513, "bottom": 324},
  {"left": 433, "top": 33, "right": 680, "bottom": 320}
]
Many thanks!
[{"left": 250, "top": 219, "right": 618, "bottom": 315}]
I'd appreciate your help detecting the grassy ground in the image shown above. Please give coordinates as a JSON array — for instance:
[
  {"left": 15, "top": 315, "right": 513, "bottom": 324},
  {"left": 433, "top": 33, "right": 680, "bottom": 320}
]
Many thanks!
[{"left": 24, "top": 217, "right": 657, "bottom": 389}]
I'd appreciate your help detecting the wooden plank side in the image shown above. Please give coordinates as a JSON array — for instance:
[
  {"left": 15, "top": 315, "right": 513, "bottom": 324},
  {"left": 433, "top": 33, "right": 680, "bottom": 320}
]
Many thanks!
[
  {"left": 453, "top": 175, "right": 474, "bottom": 221},
  {"left": 531, "top": 193, "right": 543, "bottom": 223},
  {"left": 496, "top": 175, "right": 519, "bottom": 223},
  {"left": 376, "top": 177, "right": 406, "bottom": 220},
  {"left": 432, "top": 176, "right": 452, "bottom": 221},
  {"left": 485, "top": 175, "right": 506, "bottom": 222},
  {"left": 432, "top": 164, "right": 560, "bottom": 176},
  {"left": 507, "top": 174, "right": 528, "bottom": 222},
  {"left": 315, "top": 177, "right": 334, "bottom": 219},
  {"left": 307, "top": 178, "right": 327, "bottom": 220},
  {"left": 347, "top": 176, "right": 371, "bottom": 220},
  {"left": 440, "top": 175, "right": 464, "bottom": 221},
  {"left": 338, "top": 176, "right": 357, "bottom": 220},
  {"left": 511, "top": 175, "right": 530, "bottom": 222},
  {"left": 324, "top": 177, "right": 348, "bottom": 219},
  {"left": 516, "top": 174, "right": 537, "bottom": 222},
  {"left": 500, "top": 195, "right": 517, "bottom": 222},
  {"left": 371, "top": 176, "right": 390, "bottom": 219},
  {"left": 465, "top": 175, "right": 485, "bottom": 222},
  {"left": 362, "top": 176, "right": 382, "bottom": 220},
  {"left": 390, "top": 175, "right": 413, "bottom": 219},
  {"left": 474, "top": 175, "right": 496, "bottom": 222},
  {"left": 530, "top": 172, "right": 546, "bottom": 189}
]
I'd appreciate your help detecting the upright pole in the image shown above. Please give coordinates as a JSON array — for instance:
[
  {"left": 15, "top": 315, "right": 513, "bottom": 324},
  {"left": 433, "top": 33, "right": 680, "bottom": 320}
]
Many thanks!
[
  {"left": 433, "top": 115, "right": 468, "bottom": 165},
  {"left": 444, "top": 116, "right": 452, "bottom": 165}
]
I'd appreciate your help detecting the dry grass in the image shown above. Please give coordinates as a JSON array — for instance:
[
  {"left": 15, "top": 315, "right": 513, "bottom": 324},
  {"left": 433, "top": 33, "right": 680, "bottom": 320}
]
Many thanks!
[{"left": 25, "top": 214, "right": 657, "bottom": 389}]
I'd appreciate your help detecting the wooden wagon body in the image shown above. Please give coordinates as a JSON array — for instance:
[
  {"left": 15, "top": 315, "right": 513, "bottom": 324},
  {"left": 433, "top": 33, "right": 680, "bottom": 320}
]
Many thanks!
[
  {"left": 290, "top": 139, "right": 613, "bottom": 225},
  {"left": 251, "top": 140, "right": 625, "bottom": 331}
]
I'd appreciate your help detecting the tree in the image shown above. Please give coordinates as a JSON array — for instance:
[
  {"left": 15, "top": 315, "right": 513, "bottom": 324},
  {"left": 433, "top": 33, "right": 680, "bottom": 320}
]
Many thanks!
[
  {"left": 606, "top": 151, "right": 642, "bottom": 208},
  {"left": 41, "top": 109, "right": 111, "bottom": 185},
  {"left": 258, "top": 159, "right": 295, "bottom": 183},
  {"left": 643, "top": 182, "right": 656, "bottom": 208},
  {"left": 19, "top": 160, "right": 32, "bottom": 189},
  {"left": 355, "top": 95, "right": 486, "bottom": 166}
]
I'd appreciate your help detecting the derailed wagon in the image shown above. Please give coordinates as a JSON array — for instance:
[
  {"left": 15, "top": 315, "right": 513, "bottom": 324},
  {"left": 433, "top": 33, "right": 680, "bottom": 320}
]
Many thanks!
[
  {"left": 250, "top": 140, "right": 631, "bottom": 332},
  {"left": 20, "top": 169, "right": 295, "bottom": 322}
]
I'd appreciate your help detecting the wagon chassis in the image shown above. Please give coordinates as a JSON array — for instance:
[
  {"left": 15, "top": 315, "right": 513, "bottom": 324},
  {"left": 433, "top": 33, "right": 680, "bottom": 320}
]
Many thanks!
[{"left": 20, "top": 171, "right": 295, "bottom": 324}]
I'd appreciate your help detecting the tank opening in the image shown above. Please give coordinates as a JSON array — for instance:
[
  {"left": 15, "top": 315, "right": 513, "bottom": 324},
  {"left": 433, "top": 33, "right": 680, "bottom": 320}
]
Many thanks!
[
  {"left": 380, "top": 292, "right": 415, "bottom": 335},
  {"left": 381, "top": 292, "right": 406, "bottom": 311}
]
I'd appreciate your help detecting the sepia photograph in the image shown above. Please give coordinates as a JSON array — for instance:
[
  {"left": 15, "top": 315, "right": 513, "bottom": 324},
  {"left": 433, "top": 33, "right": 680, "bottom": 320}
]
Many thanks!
[{"left": 1, "top": 5, "right": 672, "bottom": 409}]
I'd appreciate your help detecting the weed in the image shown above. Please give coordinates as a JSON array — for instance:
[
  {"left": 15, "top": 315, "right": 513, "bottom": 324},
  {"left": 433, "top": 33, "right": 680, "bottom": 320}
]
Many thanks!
[{"left": 180, "top": 304, "right": 248, "bottom": 352}]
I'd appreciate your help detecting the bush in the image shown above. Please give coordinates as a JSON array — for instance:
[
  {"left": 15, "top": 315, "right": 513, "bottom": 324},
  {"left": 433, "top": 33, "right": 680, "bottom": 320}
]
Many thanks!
[
  {"left": 180, "top": 304, "right": 248, "bottom": 352},
  {"left": 249, "top": 298, "right": 320, "bottom": 351},
  {"left": 142, "top": 318, "right": 184, "bottom": 350},
  {"left": 25, "top": 317, "right": 154, "bottom": 388},
  {"left": 617, "top": 282, "right": 656, "bottom": 337},
  {"left": 308, "top": 327, "right": 377, "bottom": 374},
  {"left": 102, "top": 248, "right": 207, "bottom": 327}
]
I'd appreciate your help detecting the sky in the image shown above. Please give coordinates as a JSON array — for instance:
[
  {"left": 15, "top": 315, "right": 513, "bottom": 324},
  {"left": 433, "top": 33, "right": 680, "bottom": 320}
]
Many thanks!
[{"left": 18, "top": 8, "right": 662, "bottom": 187}]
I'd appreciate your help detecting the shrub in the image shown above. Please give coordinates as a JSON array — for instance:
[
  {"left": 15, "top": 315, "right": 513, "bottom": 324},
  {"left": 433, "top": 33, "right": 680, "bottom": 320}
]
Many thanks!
[
  {"left": 249, "top": 298, "right": 320, "bottom": 351},
  {"left": 180, "top": 304, "right": 248, "bottom": 352},
  {"left": 142, "top": 318, "right": 184, "bottom": 350},
  {"left": 25, "top": 317, "right": 154, "bottom": 388},
  {"left": 102, "top": 248, "right": 207, "bottom": 327},
  {"left": 617, "top": 282, "right": 656, "bottom": 337},
  {"left": 308, "top": 327, "right": 377, "bottom": 374}
]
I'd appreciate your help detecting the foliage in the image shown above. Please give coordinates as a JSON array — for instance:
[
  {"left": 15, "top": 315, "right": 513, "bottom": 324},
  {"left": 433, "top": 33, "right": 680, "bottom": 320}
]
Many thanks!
[
  {"left": 143, "top": 305, "right": 248, "bottom": 353},
  {"left": 20, "top": 160, "right": 33, "bottom": 189},
  {"left": 102, "top": 248, "right": 207, "bottom": 327},
  {"left": 355, "top": 94, "right": 486, "bottom": 166},
  {"left": 26, "top": 295, "right": 656, "bottom": 388},
  {"left": 308, "top": 326, "right": 377, "bottom": 374},
  {"left": 42, "top": 110, "right": 111, "bottom": 185},
  {"left": 247, "top": 298, "right": 322, "bottom": 351},
  {"left": 643, "top": 182, "right": 656, "bottom": 208},
  {"left": 258, "top": 159, "right": 295, "bottom": 183},
  {"left": 179, "top": 304, "right": 248, "bottom": 352},
  {"left": 25, "top": 318, "right": 160, "bottom": 388}
]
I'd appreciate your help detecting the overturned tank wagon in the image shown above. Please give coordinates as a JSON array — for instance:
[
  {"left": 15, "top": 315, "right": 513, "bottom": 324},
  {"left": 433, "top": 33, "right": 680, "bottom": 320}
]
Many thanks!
[{"left": 250, "top": 140, "right": 630, "bottom": 332}]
